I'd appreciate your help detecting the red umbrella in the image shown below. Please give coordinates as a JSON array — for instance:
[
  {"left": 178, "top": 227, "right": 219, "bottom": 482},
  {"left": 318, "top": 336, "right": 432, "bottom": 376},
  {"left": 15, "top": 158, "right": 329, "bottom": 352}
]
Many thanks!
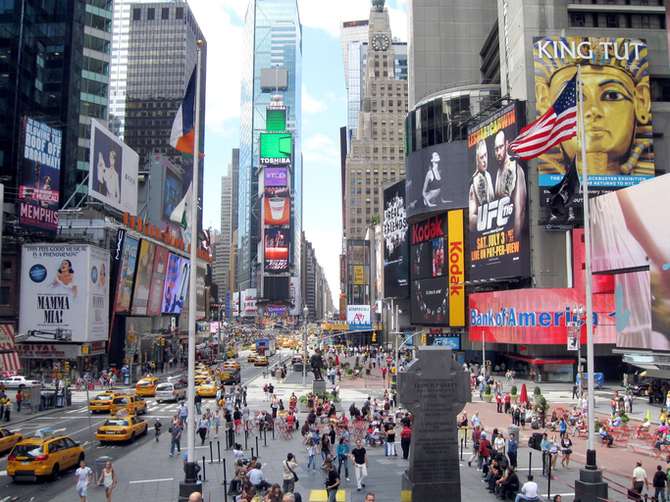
[{"left": 520, "top": 383, "right": 529, "bottom": 404}]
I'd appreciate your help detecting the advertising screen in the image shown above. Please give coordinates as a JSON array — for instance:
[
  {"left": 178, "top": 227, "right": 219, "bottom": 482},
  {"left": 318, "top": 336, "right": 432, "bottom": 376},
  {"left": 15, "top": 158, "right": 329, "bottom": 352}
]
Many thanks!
[
  {"left": 347, "top": 305, "right": 371, "bottom": 329},
  {"left": 467, "top": 101, "right": 530, "bottom": 281},
  {"left": 383, "top": 180, "right": 409, "bottom": 298},
  {"left": 265, "top": 276, "right": 290, "bottom": 301},
  {"left": 266, "top": 107, "right": 287, "bottom": 132},
  {"left": 265, "top": 228, "right": 290, "bottom": 273},
  {"left": 405, "top": 141, "right": 469, "bottom": 221},
  {"left": 131, "top": 240, "right": 156, "bottom": 315},
  {"left": 146, "top": 245, "right": 169, "bottom": 316},
  {"left": 196, "top": 265, "right": 206, "bottom": 315},
  {"left": 89, "top": 119, "right": 139, "bottom": 215},
  {"left": 264, "top": 187, "right": 290, "bottom": 225},
  {"left": 162, "top": 253, "right": 187, "bottom": 314},
  {"left": 590, "top": 174, "right": 670, "bottom": 350},
  {"left": 410, "top": 276, "right": 449, "bottom": 325},
  {"left": 114, "top": 236, "right": 139, "bottom": 313},
  {"left": 163, "top": 169, "right": 182, "bottom": 222},
  {"left": 533, "top": 37, "right": 653, "bottom": 204},
  {"left": 264, "top": 167, "right": 288, "bottom": 187},
  {"left": 20, "top": 244, "right": 109, "bottom": 342},
  {"left": 260, "top": 133, "right": 292, "bottom": 165},
  {"left": 19, "top": 117, "right": 62, "bottom": 233}
]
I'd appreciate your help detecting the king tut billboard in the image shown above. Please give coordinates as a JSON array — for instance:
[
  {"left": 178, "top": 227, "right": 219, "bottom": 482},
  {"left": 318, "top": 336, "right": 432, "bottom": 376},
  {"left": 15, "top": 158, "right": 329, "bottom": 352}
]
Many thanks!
[{"left": 534, "top": 37, "right": 654, "bottom": 205}]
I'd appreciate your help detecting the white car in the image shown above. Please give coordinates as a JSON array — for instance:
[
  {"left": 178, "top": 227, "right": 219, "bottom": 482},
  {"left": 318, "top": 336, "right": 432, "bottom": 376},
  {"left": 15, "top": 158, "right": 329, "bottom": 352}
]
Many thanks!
[{"left": 0, "top": 376, "right": 41, "bottom": 390}]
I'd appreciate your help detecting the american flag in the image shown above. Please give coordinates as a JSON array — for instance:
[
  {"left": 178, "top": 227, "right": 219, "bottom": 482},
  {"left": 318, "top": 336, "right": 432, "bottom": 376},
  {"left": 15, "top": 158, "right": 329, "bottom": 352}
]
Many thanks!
[{"left": 509, "top": 74, "right": 578, "bottom": 160}]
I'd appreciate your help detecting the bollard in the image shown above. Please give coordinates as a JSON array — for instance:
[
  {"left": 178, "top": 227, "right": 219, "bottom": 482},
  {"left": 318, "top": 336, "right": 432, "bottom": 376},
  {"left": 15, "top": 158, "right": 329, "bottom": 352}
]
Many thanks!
[
  {"left": 546, "top": 455, "right": 552, "bottom": 500},
  {"left": 251, "top": 447, "right": 255, "bottom": 459},
  {"left": 528, "top": 451, "right": 532, "bottom": 478},
  {"left": 218, "top": 440, "right": 222, "bottom": 463},
  {"left": 272, "top": 423, "right": 275, "bottom": 440},
  {"left": 256, "top": 436, "right": 260, "bottom": 457},
  {"left": 244, "top": 429, "right": 248, "bottom": 450},
  {"left": 202, "top": 455, "right": 207, "bottom": 482},
  {"left": 209, "top": 441, "right": 214, "bottom": 464},
  {"left": 460, "top": 437, "right": 463, "bottom": 461},
  {"left": 222, "top": 457, "right": 228, "bottom": 501},
  {"left": 264, "top": 427, "right": 268, "bottom": 447}
]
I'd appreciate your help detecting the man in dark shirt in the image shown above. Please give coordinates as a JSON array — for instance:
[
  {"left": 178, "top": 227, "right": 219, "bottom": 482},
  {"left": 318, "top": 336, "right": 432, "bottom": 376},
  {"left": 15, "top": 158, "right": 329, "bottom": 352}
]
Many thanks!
[
  {"left": 652, "top": 464, "right": 667, "bottom": 502},
  {"left": 496, "top": 466, "right": 520, "bottom": 500},
  {"left": 325, "top": 462, "right": 340, "bottom": 502},
  {"left": 350, "top": 439, "right": 368, "bottom": 491}
]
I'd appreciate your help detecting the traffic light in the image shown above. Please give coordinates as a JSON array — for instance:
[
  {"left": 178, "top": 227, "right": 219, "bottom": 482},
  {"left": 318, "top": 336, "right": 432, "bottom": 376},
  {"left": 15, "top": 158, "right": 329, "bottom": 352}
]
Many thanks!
[
  {"left": 372, "top": 332, "right": 377, "bottom": 342},
  {"left": 421, "top": 334, "right": 426, "bottom": 344},
  {"left": 160, "top": 337, "right": 165, "bottom": 346},
  {"left": 64, "top": 362, "right": 70, "bottom": 371}
]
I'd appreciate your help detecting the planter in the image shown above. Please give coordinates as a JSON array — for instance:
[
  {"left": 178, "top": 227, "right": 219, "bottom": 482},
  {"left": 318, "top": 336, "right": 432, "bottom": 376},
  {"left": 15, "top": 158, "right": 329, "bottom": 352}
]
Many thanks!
[
  {"left": 483, "top": 395, "right": 493, "bottom": 403},
  {"left": 534, "top": 395, "right": 543, "bottom": 405},
  {"left": 510, "top": 395, "right": 519, "bottom": 404}
]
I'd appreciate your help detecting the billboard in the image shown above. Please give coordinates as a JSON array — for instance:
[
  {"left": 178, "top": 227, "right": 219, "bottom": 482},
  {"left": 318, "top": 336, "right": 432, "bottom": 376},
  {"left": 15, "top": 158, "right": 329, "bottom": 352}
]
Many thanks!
[
  {"left": 347, "top": 305, "right": 371, "bottom": 329},
  {"left": 131, "top": 240, "right": 156, "bottom": 315},
  {"left": 19, "top": 117, "right": 62, "bottom": 233},
  {"left": 260, "top": 133, "right": 292, "bottom": 165},
  {"left": 265, "top": 228, "right": 290, "bottom": 272},
  {"left": 383, "top": 180, "right": 409, "bottom": 298},
  {"left": 410, "top": 277, "right": 449, "bottom": 325},
  {"left": 114, "top": 236, "right": 139, "bottom": 313},
  {"left": 20, "top": 244, "right": 110, "bottom": 342},
  {"left": 146, "top": 245, "right": 169, "bottom": 316},
  {"left": 467, "top": 101, "right": 530, "bottom": 281},
  {"left": 89, "top": 119, "right": 139, "bottom": 214},
  {"left": 264, "top": 167, "right": 288, "bottom": 187},
  {"left": 163, "top": 168, "right": 182, "bottom": 222},
  {"left": 590, "top": 174, "right": 670, "bottom": 349},
  {"left": 242, "top": 289, "right": 257, "bottom": 317},
  {"left": 162, "top": 253, "right": 189, "bottom": 314},
  {"left": 533, "top": 37, "right": 653, "bottom": 204},
  {"left": 405, "top": 141, "right": 469, "bottom": 220},
  {"left": 196, "top": 265, "right": 206, "bottom": 315},
  {"left": 448, "top": 210, "right": 466, "bottom": 326},
  {"left": 264, "top": 187, "right": 290, "bottom": 225}
]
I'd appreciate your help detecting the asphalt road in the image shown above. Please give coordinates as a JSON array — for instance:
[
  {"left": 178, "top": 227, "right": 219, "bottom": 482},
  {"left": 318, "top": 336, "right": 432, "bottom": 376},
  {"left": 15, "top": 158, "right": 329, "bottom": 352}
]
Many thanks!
[{"left": 0, "top": 350, "right": 276, "bottom": 501}]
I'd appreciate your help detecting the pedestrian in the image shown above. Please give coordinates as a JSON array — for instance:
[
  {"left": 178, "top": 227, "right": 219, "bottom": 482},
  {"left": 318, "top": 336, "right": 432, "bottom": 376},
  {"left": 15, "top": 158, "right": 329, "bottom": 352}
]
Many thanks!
[
  {"left": 400, "top": 423, "right": 411, "bottom": 459},
  {"left": 632, "top": 461, "right": 649, "bottom": 496},
  {"left": 16, "top": 389, "right": 22, "bottom": 412},
  {"left": 507, "top": 432, "right": 518, "bottom": 468},
  {"left": 306, "top": 438, "right": 317, "bottom": 473},
  {"left": 365, "top": 494, "right": 375, "bottom": 502},
  {"left": 97, "top": 460, "right": 117, "bottom": 502},
  {"left": 496, "top": 466, "right": 520, "bottom": 501},
  {"left": 179, "top": 402, "right": 188, "bottom": 423},
  {"left": 188, "top": 491, "right": 203, "bottom": 502},
  {"left": 478, "top": 431, "right": 491, "bottom": 471},
  {"left": 212, "top": 407, "right": 222, "bottom": 438},
  {"left": 170, "top": 420, "right": 182, "bottom": 456},
  {"left": 281, "top": 452, "right": 299, "bottom": 494},
  {"left": 572, "top": 382, "right": 579, "bottom": 399},
  {"left": 349, "top": 439, "right": 368, "bottom": 492},
  {"left": 653, "top": 464, "right": 667, "bottom": 502},
  {"left": 75, "top": 459, "right": 94, "bottom": 502},
  {"left": 384, "top": 418, "right": 397, "bottom": 458},
  {"left": 197, "top": 414, "right": 209, "bottom": 445},
  {"left": 154, "top": 418, "right": 162, "bottom": 442},
  {"left": 468, "top": 424, "right": 481, "bottom": 467},
  {"left": 514, "top": 474, "right": 540, "bottom": 502},
  {"left": 560, "top": 435, "right": 573, "bottom": 468},
  {"left": 324, "top": 461, "right": 340, "bottom": 502},
  {"left": 336, "top": 437, "right": 350, "bottom": 481},
  {"left": 540, "top": 433, "right": 550, "bottom": 475}
]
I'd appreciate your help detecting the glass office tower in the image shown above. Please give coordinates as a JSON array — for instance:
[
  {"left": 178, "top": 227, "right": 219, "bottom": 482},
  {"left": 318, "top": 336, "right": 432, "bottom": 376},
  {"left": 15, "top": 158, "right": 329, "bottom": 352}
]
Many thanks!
[{"left": 237, "top": 0, "right": 302, "bottom": 294}]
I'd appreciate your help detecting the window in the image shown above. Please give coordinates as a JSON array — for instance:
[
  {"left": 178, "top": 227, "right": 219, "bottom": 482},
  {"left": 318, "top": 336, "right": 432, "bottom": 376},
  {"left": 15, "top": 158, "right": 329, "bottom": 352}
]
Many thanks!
[
  {"left": 2, "top": 262, "right": 11, "bottom": 280},
  {"left": 133, "top": 8, "right": 141, "bottom": 20},
  {"left": 0, "top": 287, "right": 8, "bottom": 306},
  {"left": 147, "top": 8, "right": 155, "bottom": 20},
  {"left": 162, "top": 7, "right": 169, "bottom": 20},
  {"left": 176, "top": 7, "right": 184, "bottom": 19}
]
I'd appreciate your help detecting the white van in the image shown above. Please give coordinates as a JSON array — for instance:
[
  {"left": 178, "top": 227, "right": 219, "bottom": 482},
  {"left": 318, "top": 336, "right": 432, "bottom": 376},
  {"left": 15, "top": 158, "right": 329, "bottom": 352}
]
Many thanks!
[{"left": 155, "top": 381, "right": 186, "bottom": 403}]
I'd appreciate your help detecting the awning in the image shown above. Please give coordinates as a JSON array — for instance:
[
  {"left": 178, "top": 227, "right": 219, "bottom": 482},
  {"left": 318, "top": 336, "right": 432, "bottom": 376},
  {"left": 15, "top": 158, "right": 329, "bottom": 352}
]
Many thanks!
[
  {"left": 0, "top": 351, "right": 23, "bottom": 375},
  {"left": 507, "top": 354, "right": 575, "bottom": 365}
]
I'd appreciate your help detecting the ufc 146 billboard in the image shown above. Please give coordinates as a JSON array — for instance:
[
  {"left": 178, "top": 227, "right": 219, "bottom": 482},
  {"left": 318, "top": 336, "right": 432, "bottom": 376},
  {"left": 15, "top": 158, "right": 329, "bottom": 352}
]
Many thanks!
[{"left": 467, "top": 101, "right": 530, "bottom": 281}]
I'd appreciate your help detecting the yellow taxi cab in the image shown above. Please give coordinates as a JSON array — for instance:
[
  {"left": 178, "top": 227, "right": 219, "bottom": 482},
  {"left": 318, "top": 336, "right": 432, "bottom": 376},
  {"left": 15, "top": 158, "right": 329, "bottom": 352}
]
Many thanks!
[
  {"left": 195, "top": 363, "right": 209, "bottom": 372},
  {"left": 135, "top": 377, "right": 160, "bottom": 396},
  {"left": 89, "top": 391, "right": 121, "bottom": 413},
  {"left": 196, "top": 381, "right": 218, "bottom": 397},
  {"left": 247, "top": 353, "right": 257, "bottom": 363},
  {"left": 223, "top": 361, "right": 241, "bottom": 371},
  {"left": 194, "top": 370, "right": 211, "bottom": 385},
  {"left": 250, "top": 345, "right": 258, "bottom": 353},
  {"left": 7, "top": 428, "right": 85, "bottom": 482},
  {"left": 96, "top": 411, "right": 148, "bottom": 444},
  {"left": 254, "top": 355, "right": 268, "bottom": 366},
  {"left": 0, "top": 427, "right": 23, "bottom": 455},
  {"left": 226, "top": 348, "right": 238, "bottom": 358},
  {"left": 110, "top": 394, "right": 147, "bottom": 416}
]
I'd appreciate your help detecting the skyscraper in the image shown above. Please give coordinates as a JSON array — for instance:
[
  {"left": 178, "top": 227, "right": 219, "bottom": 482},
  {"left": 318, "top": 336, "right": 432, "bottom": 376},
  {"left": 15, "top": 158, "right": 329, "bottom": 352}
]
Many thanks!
[{"left": 237, "top": 0, "right": 302, "bottom": 305}]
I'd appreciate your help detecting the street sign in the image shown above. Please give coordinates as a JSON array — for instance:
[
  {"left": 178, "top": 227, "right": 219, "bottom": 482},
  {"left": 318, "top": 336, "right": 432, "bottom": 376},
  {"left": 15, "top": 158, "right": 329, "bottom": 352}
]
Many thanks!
[{"left": 386, "top": 356, "right": 393, "bottom": 364}]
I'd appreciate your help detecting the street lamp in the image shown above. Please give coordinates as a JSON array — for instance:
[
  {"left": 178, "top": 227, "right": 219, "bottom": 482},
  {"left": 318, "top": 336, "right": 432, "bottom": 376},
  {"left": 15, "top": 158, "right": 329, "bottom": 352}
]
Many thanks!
[{"left": 302, "top": 305, "right": 309, "bottom": 386}]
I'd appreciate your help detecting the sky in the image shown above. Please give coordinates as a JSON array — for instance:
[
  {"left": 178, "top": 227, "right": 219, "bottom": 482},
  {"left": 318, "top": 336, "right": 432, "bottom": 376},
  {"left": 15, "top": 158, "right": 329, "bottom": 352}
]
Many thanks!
[{"left": 187, "top": 0, "right": 407, "bottom": 301}]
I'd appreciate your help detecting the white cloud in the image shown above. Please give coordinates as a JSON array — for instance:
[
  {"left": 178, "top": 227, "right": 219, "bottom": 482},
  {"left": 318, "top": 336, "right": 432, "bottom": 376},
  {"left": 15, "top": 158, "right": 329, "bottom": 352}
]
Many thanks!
[{"left": 302, "top": 84, "right": 327, "bottom": 114}]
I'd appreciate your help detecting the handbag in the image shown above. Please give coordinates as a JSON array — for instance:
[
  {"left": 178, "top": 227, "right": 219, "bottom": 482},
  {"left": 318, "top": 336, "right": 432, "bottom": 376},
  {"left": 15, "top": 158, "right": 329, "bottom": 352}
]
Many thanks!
[{"left": 286, "top": 461, "right": 299, "bottom": 482}]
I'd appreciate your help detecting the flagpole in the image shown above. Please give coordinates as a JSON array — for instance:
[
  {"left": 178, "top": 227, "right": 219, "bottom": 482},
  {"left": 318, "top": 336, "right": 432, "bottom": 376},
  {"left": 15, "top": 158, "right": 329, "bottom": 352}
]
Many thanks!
[
  {"left": 578, "top": 63, "right": 597, "bottom": 466},
  {"left": 186, "top": 40, "right": 203, "bottom": 471}
]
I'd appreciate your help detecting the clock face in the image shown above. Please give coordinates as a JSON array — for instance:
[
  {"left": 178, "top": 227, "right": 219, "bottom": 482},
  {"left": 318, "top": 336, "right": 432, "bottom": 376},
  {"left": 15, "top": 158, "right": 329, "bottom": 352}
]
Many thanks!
[{"left": 372, "top": 34, "right": 390, "bottom": 51}]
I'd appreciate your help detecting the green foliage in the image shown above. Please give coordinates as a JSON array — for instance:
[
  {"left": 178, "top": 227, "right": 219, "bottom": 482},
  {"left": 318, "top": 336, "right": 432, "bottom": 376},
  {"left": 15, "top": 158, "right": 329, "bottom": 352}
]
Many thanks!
[
  {"left": 617, "top": 409, "right": 630, "bottom": 422},
  {"left": 511, "top": 385, "right": 518, "bottom": 396},
  {"left": 533, "top": 386, "right": 542, "bottom": 396},
  {"left": 483, "top": 384, "right": 492, "bottom": 396}
]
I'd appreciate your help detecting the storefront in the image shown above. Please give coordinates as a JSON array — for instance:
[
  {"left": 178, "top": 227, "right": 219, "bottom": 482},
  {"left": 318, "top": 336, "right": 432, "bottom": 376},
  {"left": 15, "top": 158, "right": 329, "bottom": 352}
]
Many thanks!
[{"left": 506, "top": 354, "right": 575, "bottom": 383}]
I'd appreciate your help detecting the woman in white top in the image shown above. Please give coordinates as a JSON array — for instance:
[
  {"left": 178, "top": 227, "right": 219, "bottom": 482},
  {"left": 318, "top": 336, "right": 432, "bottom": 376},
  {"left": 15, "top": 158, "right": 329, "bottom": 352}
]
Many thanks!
[
  {"left": 97, "top": 460, "right": 116, "bottom": 502},
  {"left": 212, "top": 407, "right": 222, "bottom": 438},
  {"left": 493, "top": 432, "right": 505, "bottom": 455}
]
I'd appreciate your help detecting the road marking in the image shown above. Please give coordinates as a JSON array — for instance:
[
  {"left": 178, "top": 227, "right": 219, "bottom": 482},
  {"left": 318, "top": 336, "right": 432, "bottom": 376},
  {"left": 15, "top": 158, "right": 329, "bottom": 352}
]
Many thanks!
[
  {"left": 128, "top": 477, "right": 174, "bottom": 484},
  {"left": 0, "top": 470, "right": 6, "bottom": 477}
]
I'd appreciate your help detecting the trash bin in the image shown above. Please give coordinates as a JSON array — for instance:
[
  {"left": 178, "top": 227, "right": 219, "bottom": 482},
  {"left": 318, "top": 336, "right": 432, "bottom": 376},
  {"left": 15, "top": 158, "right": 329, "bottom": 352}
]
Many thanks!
[
  {"left": 123, "top": 374, "right": 130, "bottom": 386},
  {"left": 508, "top": 424, "right": 520, "bottom": 441},
  {"left": 96, "top": 456, "right": 113, "bottom": 475},
  {"left": 270, "top": 368, "right": 276, "bottom": 377}
]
